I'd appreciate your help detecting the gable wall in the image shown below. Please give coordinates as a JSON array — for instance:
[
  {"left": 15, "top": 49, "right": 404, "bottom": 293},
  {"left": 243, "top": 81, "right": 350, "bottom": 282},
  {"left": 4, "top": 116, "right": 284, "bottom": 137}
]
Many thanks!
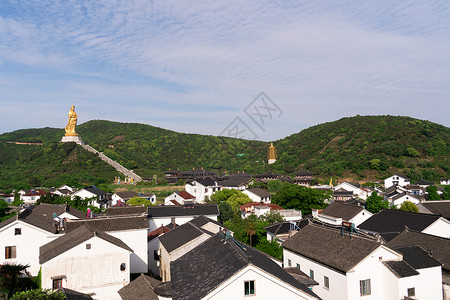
[
  {"left": 0, "top": 220, "right": 58, "bottom": 275},
  {"left": 423, "top": 218, "right": 450, "bottom": 239},
  {"left": 350, "top": 210, "right": 372, "bottom": 227},
  {"left": 204, "top": 265, "right": 318, "bottom": 300},
  {"left": 108, "top": 228, "right": 148, "bottom": 274}
]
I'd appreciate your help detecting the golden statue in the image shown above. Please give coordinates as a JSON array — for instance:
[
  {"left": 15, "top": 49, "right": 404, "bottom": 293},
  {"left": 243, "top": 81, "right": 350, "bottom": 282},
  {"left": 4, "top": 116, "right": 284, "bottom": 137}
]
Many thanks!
[{"left": 65, "top": 105, "right": 78, "bottom": 136}]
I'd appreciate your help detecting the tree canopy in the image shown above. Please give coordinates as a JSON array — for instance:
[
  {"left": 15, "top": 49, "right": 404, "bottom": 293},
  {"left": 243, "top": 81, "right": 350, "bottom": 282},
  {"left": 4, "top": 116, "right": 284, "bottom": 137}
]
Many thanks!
[
  {"left": 365, "top": 192, "right": 389, "bottom": 213},
  {"left": 271, "top": 185, "right": 329, "bottom": 215}
]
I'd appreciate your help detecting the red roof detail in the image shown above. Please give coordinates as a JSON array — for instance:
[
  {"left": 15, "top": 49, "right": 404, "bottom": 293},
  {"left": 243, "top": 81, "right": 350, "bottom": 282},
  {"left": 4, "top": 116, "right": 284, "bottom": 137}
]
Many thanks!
[
  {"left": 239, "top": 202, "right": 284, "bottom": 211},
  {"left": 170, "top": 200, "right": 181, "bottom": 205},
  {"left": 176, "top": 191, "right": 195, "bottom": 199},
  {"left": 148, "top": 225, "right": 172, "bottom": 241},
  {"left": 23, "top": 190, "right": 47, "bottom": 196}
]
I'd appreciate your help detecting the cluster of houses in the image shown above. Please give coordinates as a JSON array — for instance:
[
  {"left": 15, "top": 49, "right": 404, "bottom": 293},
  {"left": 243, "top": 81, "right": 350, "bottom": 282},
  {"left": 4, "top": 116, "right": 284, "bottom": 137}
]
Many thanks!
[{"left": 1, "top": 172, "right": 449, "bottom": 299}]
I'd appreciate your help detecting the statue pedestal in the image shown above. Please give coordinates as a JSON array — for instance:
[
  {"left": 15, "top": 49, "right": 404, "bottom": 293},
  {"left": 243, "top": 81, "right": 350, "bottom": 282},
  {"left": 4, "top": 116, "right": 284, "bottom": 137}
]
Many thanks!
[{"left": 61, "top": 135, "right": 84, "bottom": 145}]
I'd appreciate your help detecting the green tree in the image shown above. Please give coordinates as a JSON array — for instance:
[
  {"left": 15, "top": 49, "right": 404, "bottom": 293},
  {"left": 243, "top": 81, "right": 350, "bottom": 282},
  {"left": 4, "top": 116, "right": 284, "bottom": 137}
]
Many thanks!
[
  {"left": 271, "top": 184, "right": 328, "bottom": 215},
  {"left": 399, "top": 201, "right": 419, "bottom": 212},
  {"left": 226, "top": 192, "right": 252, "bottom": 211},
  {"left": 254, "top": 239, "right": 283, "bottom": 260},
  {"left": 11, "top": 289, "right": 66, "bottom": 300},
  {"left": 210, "top": 189, "right": 239, "bottom": 203},
  {"left": 218, "top": 202, "right": 234, "bottom": 223},
  {"left": 267, "top": 180, "right": 284, "bottom": 192},
  {"left": 260, "top": 210, "right": 284, "bottom": 225},
  {"left": 365, "top": 192, "right": 388, "bottom": 213},
  {"left": 0, "top": 200, "right": 11, "bottom": 221},
  {"left": 426, "top": 185, "right": 441, "bottom": 200},
  {"left": 243, "top": 216, "right": 257, "bottom": 247},
  {"left": 442, "top": 186, "right": 450, "bottom": 200}
]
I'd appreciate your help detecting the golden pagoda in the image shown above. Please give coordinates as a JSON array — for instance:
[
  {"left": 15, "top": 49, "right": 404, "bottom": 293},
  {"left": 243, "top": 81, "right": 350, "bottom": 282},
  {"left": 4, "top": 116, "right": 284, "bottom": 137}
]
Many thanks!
[{"left": 268, "top": 142, "right": 277, "bottom": 164}]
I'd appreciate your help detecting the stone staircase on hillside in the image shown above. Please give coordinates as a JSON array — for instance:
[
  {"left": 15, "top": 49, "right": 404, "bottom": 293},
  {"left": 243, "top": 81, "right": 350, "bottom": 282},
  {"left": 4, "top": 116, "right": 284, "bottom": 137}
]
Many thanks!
[{"left": 80, "top": 144, "right": 143, "bottom": 182}]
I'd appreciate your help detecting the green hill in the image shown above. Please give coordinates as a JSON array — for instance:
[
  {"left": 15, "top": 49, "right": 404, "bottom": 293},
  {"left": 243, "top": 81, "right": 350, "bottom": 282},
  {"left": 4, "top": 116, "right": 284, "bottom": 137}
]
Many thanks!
[{"left": 0, "top": 115, "right": 448, "bottom": 189}]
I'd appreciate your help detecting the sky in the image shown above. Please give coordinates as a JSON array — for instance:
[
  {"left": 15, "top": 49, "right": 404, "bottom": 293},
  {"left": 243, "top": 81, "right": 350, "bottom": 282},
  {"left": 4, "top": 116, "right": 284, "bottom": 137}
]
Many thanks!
[{"left": 0, "top": 1, "right": 449, "bottom": 141}]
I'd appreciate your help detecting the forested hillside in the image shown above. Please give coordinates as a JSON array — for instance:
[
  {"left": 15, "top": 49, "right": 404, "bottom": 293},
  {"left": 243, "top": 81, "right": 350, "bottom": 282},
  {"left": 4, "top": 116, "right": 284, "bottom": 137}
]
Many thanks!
[{"left": 0, "top": 115, "right": 448, "bottom": 188}]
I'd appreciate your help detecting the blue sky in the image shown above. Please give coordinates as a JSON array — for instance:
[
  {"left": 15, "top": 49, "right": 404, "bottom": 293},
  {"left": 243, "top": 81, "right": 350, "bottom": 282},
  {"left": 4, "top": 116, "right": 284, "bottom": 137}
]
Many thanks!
[{"left": 0, "top": 1, "right": 449, "bottom": 141}]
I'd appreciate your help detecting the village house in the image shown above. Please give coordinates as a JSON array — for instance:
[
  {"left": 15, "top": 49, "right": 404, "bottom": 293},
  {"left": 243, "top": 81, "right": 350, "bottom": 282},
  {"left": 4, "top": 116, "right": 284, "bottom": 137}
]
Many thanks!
[
  {"left": 71, "top": 186, "right": 108, "bottom": 208},
  {"left": 51, "top": 185, "right": 77, "bottom": 197},
  {"left": 111, "top": 191, "right": 140, "bottom": 206},
  {"left": 386, "top": 229, "right": 450, "bottom": 299},
  {"left": 118, "top": 273, "right": 161, "bottom": 300},
  {"left": 40, "top": 225, "right": 132, "bottom": 300},
  {"left": 0, "top": 192, "right": 14, "bottom": 204},
  {"left": 168, "top": 232, "right": 321, "bottom": 300},
  {"left": 147, "top": 204, "right": 219, "bottom": 232},
  {"left": 147, "top": 222, "right": 177, "bottom": 277},
  {"left": 293, "top": 170, "right": 314, "bottom": 186},
  {"left": 358, "top": 209, "right": 450, "bottom": 239},
  {"left": 185, "top": 178, "right": 221, "bottom": 203},
  {"left": 312, "top": 202, "right": 373, "bottom": 227},
  {"left": 265, "top": 219, "right": 310, "bottom": 244},
  {"left": 242, "top": 187, "right": 272, "bottom": 203},
  {"left": 0, "top": 203, "right": 85, "bottom": 275},
  {"left": 253, "top": 172, "right": 291, "bottom": 183},
  {"left": 64, "top": 215, "right": 149, "bottom": 274},
  {"left": 157, "top": 216, "right": 224, "bottom": 281},
  {"left": 164, "top": 190, "right": 195, "bottom": 205},
  {"left": 19, "top": 189, "right": 47, "bottom": 204},
  {"left": 384, "top": 174, "right": 411, "bottom": 189},
  {"left": 283, "top": 222, "right": 443, "bottom": 300},
  {"left": 417, "top": 200, "right": 450, "bottom": 220},
  {"left": 218, "top": 174, "right": 252, "bottom": 190}
]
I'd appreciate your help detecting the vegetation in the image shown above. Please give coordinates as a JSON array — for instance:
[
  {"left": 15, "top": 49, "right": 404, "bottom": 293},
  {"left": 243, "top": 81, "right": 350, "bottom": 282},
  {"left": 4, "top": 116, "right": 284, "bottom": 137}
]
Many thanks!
[
  {"left": 127, "top": 196, "right": 154, "bottom": 207},
  {"left": 426, "top": 186, "right": 441, "bottom": 200},
  {"left": 399, "top": 201, "right": 419, "bottom": 213},
  {"left": 365, "top": 192, "right": 389, "bottom": 213},
  {"left": 271, "top": 184, "right": 329, "bottom": 215},
  {"left": 0, "top": 263, "right": 36, "bottom": 299},
  {"left": 11, "top": 289, "right": 66, "bottom": 300},
  {"left": 0, "top": 116, "right": 448, "bottom": 189}
]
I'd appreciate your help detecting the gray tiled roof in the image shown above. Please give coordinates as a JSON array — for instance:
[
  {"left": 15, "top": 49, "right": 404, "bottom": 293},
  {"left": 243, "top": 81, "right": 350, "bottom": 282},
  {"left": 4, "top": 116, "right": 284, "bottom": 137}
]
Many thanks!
[
  {"left": 245, "top": 188, "right": 271, "bottom": 198},
  {"left": 106, "top": 205, "right": 147, "bottom": 216},
  {"left": 118, "top": 274, "right": 161, "bottom": 300},
  {"left": 387, "top": 230, "right": 450, "bottom": 271},
  {"left": 418, "top": 201, "right": 450, "bottom": 220},
  {"left": 0, "top": 203, "right": 86, "bottom": 233},
  {"left": 65, "top": 216, "right": 148, "bottom": 232},
  {"left": 170, "top": 233, "right": 320, "bottom": 300},
  {"left": 159, "top": 222, "right": 209, "bottom": 253},
  {"left": 393, "top": 245, "right": 441, "bottom": 270},
  {"left": 358, "top": 209, "right": 441, "bottom": 233},
  {"left": 283, "top": 223, "right": 381, "bottom": 273},
  {"left": 39, "top": 225, "right": 133, "bottom": 264},
  {"left": 114, "top": 191, "right": 140, "bottom": 199},
  {"left": 383, "top": 261, "right": 419, "bottom": 278},
  {"left": 319, "top": 202, "right": 365, "bottom": 220},
  {"left": 147, "top": 204, "right": 219, "bottom": 218}
]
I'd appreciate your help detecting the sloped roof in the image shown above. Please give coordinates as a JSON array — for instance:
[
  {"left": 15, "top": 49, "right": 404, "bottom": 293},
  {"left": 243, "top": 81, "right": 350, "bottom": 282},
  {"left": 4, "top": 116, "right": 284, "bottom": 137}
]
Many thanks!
[
  {"left": 39, "top": 225, "right": 133, "bottom": 264},
  {"left": 81, "top": 186, "right": 106, "bottom": 196},
  {"left": 240, "top": 202, "right": 284, "bottom": 211},
  {"left": 283, "top": 223, "right": 381, "bottom": 273},
  {"left": 171, "top": 233, "right": 319, "bottom": 300},
  {"left": 393, "top": 245, "right": 441, "bottom": 270},
  {"left": 189, "top": 178, "right": 216, "bottom": 187},
  {"left": 175, "top": 191, "right": 195, "bottom": 199},
  {"left": 284, "top": 267, "right": 319, "bottom": 286},
  {"left": 114, "top": 191, "right": 140, "bottom": 199},
  {"left": 147, "top": 204, "right": 219, "bottom": 218},
  {"left": 265, "top": 219, "right": 309, "bottom": 235},
  {"left": 65, "top": 216, "right": 148, "bottom": 232},
  {"left": 245, "top": 188, "right": 271, "bottom": 198},
  {"left": 358, "top": 210, "right": 441, "bottom": 233},
  {"left": 418, "top": 201, "right": 450, "bottom": 220},
  {"left": 320, "top": 202, "right": 366, "bottom": 220},
  {"left": 147, "top": 225, "right": 174, "bottom": 242},
  {"left": 106, "top": 205, "right": 146, "bottom": 216},
  {"left": 0, "top": 203, "right": 86, "bottom": 233},
  {"left": 118, "top": 273, "right": 161, "bottom": 300},
  {"left": 219, "top": 175, "right": 252, "bottom": 187},
  {"left": 387, "top": 229, "right": 450, "bottom": 271},
  {"left": 158, "top": 222, "right": 210, "bottom": 253},
  {"left": 383, "top": 260, "right": 419, "bottom": 278}
]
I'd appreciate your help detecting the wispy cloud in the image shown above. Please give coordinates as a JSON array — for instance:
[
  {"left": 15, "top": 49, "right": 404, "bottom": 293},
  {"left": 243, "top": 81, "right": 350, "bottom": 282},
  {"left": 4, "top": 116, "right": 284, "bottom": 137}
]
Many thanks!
[{"left": 0, "top": 1, "right": 449, "bottom": 140}]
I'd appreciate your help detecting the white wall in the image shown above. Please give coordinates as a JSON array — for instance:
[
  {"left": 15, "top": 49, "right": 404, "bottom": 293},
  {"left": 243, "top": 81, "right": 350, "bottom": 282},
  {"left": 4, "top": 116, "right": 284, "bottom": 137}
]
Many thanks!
[
  {"left": 384, "top": 176, "right": 410, "bottom": 189},
  {"left": 0, "top": 220, "right": 59, "bottom": 275},
  {"left": 283, "top": 249, "right": 348, "bottom": 300},
  {"left": 148, "top": 237, "right": 160, "bottom": 276},
  {"left": 390, "top": 194, "right": 420, "bottom": 208},
  {"left": 149, "top": 215, "right": 218, "bottom": 232},
  {"left": 108, "top": 228, "right": 148, "bottom": 274},
  {"left": 203, "top": 265, "right": 318, "bottom": 300},
  {"left": 423, "top": 218, "right": 450, "bottom": 239},
  {"left": 349, "top": 210, "right": 372, "bottom": 227},
  {"left": 41, "top": 236, "right": 130, "bottom": 300}
]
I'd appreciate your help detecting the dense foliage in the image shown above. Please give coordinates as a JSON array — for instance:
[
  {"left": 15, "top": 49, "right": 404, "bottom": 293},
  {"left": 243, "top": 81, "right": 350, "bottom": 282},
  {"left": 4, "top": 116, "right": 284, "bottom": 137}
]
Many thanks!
[
  {"left": 1, "top": 116, "right": 448, "bottom": 189},
  {"left": 365, "top": 192, "right": 389, "bottom": 213},
  {"left": 271, "top": 184, "right": 329, "bottom": 215}
]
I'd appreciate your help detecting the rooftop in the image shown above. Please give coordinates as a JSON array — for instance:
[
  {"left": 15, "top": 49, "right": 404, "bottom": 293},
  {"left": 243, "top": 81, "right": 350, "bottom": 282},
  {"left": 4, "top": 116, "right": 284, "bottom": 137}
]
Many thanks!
[
  {"left": 65, "top": 215, "right": 148, "bottom": 232},
  {"left": 118, "top": 273, "right": 161, "bottom": 300},
  {"left": 147, "top": 204, "right": 219, "bottom": 218},
  {"left": 319, "top": 202, "right": 367, "bottom": 221}
]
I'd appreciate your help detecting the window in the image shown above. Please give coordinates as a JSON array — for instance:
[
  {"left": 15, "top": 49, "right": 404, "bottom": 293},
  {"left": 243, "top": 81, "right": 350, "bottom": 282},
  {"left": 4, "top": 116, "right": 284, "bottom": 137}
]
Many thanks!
[
  {"left": 287, "top": 259, "right": 292, "bottom": 267},
  {"left": 52, "top": 278, "right": 63, "bottom": 290},
  {"left": 407, "top": 288, "right": 415, "bottom": 297},
  {"left": 324, "top": 276, "right": 329, "bottom": 289},
  {"left": 120, "top": 263, "right": 126, "bottom": 271},
  {"left": 86, "top": 243, "right": 91, "bottom": 250},
  {"left": 360, "top": 279, "right": 371, "bottom": 296},
  {"left": 5, "top": 246, "right": 16, "bottom": 259},
  {"left": 244, "top": 280, "right": 255, "bottom": 296},
  {"left": 296, "top": 263, "right": 300, "bottom": 269},
  {"left": 14, "top": 228, "right": 21, "bottom": 235},
  {"left": 309, "top": 269, "right": 314, "bottom": 280}
]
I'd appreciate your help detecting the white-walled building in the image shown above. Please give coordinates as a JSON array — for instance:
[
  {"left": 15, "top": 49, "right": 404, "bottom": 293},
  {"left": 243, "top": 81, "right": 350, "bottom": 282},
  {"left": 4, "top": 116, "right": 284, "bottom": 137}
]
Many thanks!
[
  {"left": 65, "top": 215, "right": 149, "bottom": 274},
  {"left": 147, "top": 204, "right": 219, "bottom": 232},
  {"left": 20, "top": 189, "right": 47, "bottom": 204},
  {"left": 384, "top": 174, "right": 411, "bottom": 189},
  {"left": 242, "top": 188, "right": 272, "bottom": 203},
  {"left": 185, "top": 178, "right": 221, "bottom": 203},
  {"left": 71, "top": 186, "right": 107, "bottom": 208},
  {"left": 111, "top": 191, "right": 140, "bottom": 206},
  {"left": 40, "top": 225, "right": 132, "bottom": 300},
  {"left": 168, "top": 232, "right": 320, "bottom": 300},
  {"left": 164, "top": 191, "right": 195, "bottom": 205},
  {"left": 312, "top": 202, "right": 372, "bottom": 227},
  {"left": 388, "top": 192, "right": 421, "bottom": 208},
  {"left": 283, "top": 223, "right": 443, "bottom": 300},
  {"left": 0, "top": 204, "right": 85, "bottom": 275},
  {"left": 0, "top": 193, "right": 14, "bottom": 204}
]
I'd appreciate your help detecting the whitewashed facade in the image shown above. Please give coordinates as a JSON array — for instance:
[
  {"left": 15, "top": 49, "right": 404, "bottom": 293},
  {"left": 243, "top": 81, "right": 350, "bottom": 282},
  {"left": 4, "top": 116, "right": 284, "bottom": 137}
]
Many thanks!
[{"left": 384, "top": 175, "right": 410, "bottom": 189}]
